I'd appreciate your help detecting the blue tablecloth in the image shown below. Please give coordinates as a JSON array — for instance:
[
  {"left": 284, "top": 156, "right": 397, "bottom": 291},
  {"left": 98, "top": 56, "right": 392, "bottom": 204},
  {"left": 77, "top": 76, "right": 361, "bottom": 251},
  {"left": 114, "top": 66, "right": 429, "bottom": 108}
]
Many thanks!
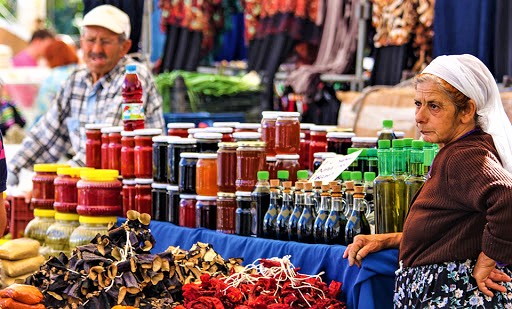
[{"left": 123, "top": 219, "right": 399, "bottom": 309}]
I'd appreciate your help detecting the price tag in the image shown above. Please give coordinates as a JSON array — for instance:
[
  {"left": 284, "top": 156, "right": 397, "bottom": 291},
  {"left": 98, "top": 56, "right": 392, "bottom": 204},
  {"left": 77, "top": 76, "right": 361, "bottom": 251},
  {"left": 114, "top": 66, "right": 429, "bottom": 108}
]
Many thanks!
[{"left": 309, "top": 149, "right": 363, "bottom": 182}]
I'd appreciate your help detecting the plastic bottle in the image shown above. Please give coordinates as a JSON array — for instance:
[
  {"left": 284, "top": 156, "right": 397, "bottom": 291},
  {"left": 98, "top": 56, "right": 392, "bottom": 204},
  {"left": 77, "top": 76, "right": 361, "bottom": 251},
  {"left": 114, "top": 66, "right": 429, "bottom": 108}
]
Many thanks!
[
  {"left": 423, "top": 142, "right": 435, "bottom": 177},
  {"left": 122, "top": 64, "right": 145, "bottom": 131},
  {"left": 363, "top": 172, "right": 376, "bottom": 233},
  {"left": 374, "top": 140, "right": 396, "bottom": 234},
  {"left": 377, "top": 119, "right": 396, "bottom": 142},
  {"left": 345, "top": 185, "right": 371, "bottom": 244},
  {"left": 392, "top": 139, "right": 407, "bottom": 232},
  {"left": 405, "top": 140, "right": 426, "bottom": 214},
  {"left": 251, "top": 171, "right": 270, "bottom": 237},
  {"left": 297, "top": 182, "right": 315, "bottom": 243}
]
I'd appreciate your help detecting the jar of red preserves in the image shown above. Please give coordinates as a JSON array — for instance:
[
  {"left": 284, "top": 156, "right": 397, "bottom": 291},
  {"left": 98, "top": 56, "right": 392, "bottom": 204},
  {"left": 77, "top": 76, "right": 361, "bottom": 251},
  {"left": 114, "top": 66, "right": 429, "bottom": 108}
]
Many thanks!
[
  {"left": 196, "top": 153, "right": 218, "bottom": 196},
  {"left": 236, "top": 141, "right": 266, "bottom": 192},
  {"left": 54, "top": 167, "right": 91, "bottom": 213},
  {"left": 193, "top": 132, "right": 222, "bottom": 153},
  {"left": 275, "top": 154, "right": 300, "bottom": 184},
  {"left": 309, "top": 125, "right": 336, "bottom": 170},
  {"left": 195, "top": 195, "right": 217, "bottom": 230},
  {"left": 261, "top": 111, "right": 279, "bottom": 157},
  {"left": 168, "top": 138, "right": 197, "bottom": 185},
  {"left": 122, "top": 179, "right": 136, "bottom": 217},
  {"left": 120, "top": 130, "right": 136, "bottom": 179},
  {"left": 167, "top": 122, "right": 195, "bottom": 138},
  {"left": 100, "top": 127, "right": 110, "bottom": 169},
  {"left": 204, "top": 127, "right": 234, "bottom": 142},
  {"left": 216, "top": 192, "right": 236, "bottom": 234},
  {"left": 85, "top": 123, "right": 109, "bottom": 168},
  {"left": 106, "top": 126, "right": 123, "bottom": 171},
  {"left": 76, "top": 169, "right": 122, "bottom": 217},
  {"left": 266, "top": 156, "right": 277, "bottom": 180},
  {"left": 135, "top": 178, "right": 153, "bottom": 215},
  {"left": 32, "top": 163, "right": 70, "bottom": 210},
  {"left": 134, "top": 128, "right": 162, "bottom": 179},
  {"left": 234, "top": 123, "right": 261, "bottom": 133},
  {"left": 275, "top": 112, "right": 300, "bottom": 155},
  {"left": 300, "top": 123, "right": 313, "bottom": 171},
  {"left": 179, "top": 194, "right": 196, "bottom": 228},
  {"left": 327, "top": 132, "right": 355, "bottom": 155},
  {"left": 217, "top": 142, "right": 237, "bottom": 193}
]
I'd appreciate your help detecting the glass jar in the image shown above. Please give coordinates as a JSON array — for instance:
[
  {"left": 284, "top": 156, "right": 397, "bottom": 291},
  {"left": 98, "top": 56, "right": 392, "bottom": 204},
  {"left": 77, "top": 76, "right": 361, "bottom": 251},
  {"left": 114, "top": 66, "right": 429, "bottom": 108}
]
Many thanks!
[
  {"left": 261, "top": 111, "right": 279, "bottom": 157},
  {"left": 193, "top": 132, "right": 222, "bottom": 153},
  {"left": 135, "top": 178, "right": 153, "bottom": 215},
  {"left": 152, "top": 136, "right": 176, "bottom": 183},
  {"left": 25, "top": 208, "right": 55, "bottom": 246},
  {"left": 179, "top": 152, "right": 198, "bottom": 194},
  {"left": 275, "top": 154, "right": 300, "bottom": 184},
  {"left": 235, "top": 191, "right": 253, "bottom": 236},
  {"left": 32, "top": 163, "right": 70, "bottom": 210},
  {"left": 204, "top": 127, "right": 234, "bottom": 142},
  {"left": 134, "top": 128, "right": 163, "bottom": 179},
  {"left": 167, "top": 185, "right": 180, "bottom": 224},
  {"left": 167, "top": 122, "right": 195, "bottom": 138},
  {"left": 85, "top": 123, "right": 109, "bottom": 169},
  {"left": 54, "top": 167, "right": 89, "bottom": 213},
  {"left": 217, "top": 142, "right": 237, "bottom": 193},
  {"left": 266, "top": 156, "right": 277, "bottom": 180},
  {"left": 309, "top": 125, "right": 335, "bottom": 170},
  {"left": 76, "top": 169, "right": 122, "bottom": 217},
  {"left": 232, "top": 132, "right": 261, "bottom": 142},
  {"left": 179, "top": 194, "right": 196, "bottom": 228},
  {"left": 312, "top": 152, "right": 337, "bottom": 172},
  {"left": 106, "top": 126, "right": 123, "bottom": 172},
  {"left": 234, "top": 123, "right": 261, "bottom": 133},
  {"left": 122, "top": 179, "right": 137, "bottom": 217},
  {"left": 168, "top": 138, "right": 197, "bottom": 185},
  {"left": 196, "top": 153, "right": 218, "bottom": 196},
  {"left": 236, "top": 141, "right": 266, "bottom": 192},
  {"left": 69, "top": 216, "right": 117, "bottom": 248},
  {"left": 351, "top": 136, "right": 378, "bottom": 149},
  {"left": 195, "top": 196, "right": 217, "bottom": 230},
  {"left": 120, "top": 130, "right": 136, "bottom": 179},
  {"left": 100, "top": 127, "right": 110, "bottom": 169},
  {"left": 216, "top": 192, "right": 237, "bottom": 234},
  {"left": 327, "top": 132, "right": 355, "bottom": 155},
  {"left": 275, "top": 112, "right": 300, "bottom": 155},
  {"left": 45, "top": 212, "right": 80, "bottom": 257},
  {"left": 152, "top": 182, "right": 168, "bottom": 221}
]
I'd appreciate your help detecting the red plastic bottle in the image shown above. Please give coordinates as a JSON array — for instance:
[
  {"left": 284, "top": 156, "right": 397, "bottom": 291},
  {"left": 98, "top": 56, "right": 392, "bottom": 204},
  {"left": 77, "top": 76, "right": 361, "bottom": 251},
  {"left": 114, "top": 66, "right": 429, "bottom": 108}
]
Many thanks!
[{"left": 122, "top": 64, "right": 145, "bottom": 131}]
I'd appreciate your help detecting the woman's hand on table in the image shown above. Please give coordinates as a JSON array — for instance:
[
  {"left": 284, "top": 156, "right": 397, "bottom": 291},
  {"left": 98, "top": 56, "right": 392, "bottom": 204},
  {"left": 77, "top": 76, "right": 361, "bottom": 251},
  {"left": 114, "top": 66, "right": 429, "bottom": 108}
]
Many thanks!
[
  {"left": 473, "top": 251, "right": 511, "bottom": 297},
  {"left": 343, "top": 233, "right": 402, "bottom": 267}
]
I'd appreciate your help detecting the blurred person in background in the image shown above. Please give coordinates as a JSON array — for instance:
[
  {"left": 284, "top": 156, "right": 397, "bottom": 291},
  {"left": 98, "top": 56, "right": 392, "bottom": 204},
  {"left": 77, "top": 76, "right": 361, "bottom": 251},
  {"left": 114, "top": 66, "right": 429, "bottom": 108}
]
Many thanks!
[{"left": 12, "top": 29, "right": 55, "bottom": 67}]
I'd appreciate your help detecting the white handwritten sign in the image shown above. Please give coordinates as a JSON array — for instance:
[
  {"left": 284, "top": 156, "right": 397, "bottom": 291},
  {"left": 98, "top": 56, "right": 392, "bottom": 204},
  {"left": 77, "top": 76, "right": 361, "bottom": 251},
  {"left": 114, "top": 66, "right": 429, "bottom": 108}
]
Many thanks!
[{"left": 309, "top": 149, "right": 363, "bottom": 182}]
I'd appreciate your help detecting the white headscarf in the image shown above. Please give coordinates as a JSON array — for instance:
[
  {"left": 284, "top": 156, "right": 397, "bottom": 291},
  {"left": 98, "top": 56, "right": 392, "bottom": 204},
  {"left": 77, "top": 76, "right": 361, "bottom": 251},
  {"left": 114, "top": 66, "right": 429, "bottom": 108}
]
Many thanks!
[{"left": 422, "top": 54, "right": 512, "bottom": 174}]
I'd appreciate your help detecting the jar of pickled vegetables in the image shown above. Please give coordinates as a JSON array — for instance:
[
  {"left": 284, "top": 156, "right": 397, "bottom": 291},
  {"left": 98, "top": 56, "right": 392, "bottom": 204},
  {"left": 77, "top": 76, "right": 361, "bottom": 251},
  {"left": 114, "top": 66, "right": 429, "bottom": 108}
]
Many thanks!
[
  {"left": 32, "top": 163, "right": 70, "bottom": 210},
  {"left": 76, "top": 169, "right": 122, "bottom": 217},
  {"left": 69, "top": 215, "right": 117, "bottom": 248},
  {"left": 217, "top": 142, "right": 237, "bottom": 193},
  {"left": 134, "top": 128, "right": 162, "bottom": 179},
  {"left": 196, "top": 153, "right": 218, "bottom": 196},
  {"left": 167, "top": 122, "right": 195, "bottom": 138},
  {"left": 45, "top": 212, "right": 80, "bottom": 257},
  {"left": 236, "top": 141, "right": 266, "bottom": 192},
  {"left": 85, "top": 123, "right": 109, "bottom": 169},
  {"left": 275, "top": 112, "right": 300, "bottom": 155},
  {"left": 54, "top": 167, "right": 90, "bottom": 213},
  {"left": 25, "top": 208, "right": 55, "bottom": 246}
]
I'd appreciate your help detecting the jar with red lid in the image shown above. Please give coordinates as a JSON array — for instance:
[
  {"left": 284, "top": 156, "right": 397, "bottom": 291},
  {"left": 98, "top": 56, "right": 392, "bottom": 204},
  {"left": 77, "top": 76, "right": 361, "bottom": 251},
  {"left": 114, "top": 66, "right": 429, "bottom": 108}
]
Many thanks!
[
  {"left": 179, "top": 194, "right": 196, "bottom": 228},
  {"left": 76, "top": 169, "right": 122, "bottom": 217},
  {"left": 135, "top": 178, "right": 153, "bottom": 215},
  {"left": 236, "top": 141, "right": 266, "bottom": 192},
  {"left": 217, "top": 142, "right": 237, "bottom": 193},
  {"left": 327, "top": 132, "right": 355, "bottom": 155},
  {"left": 122, "top": 179, "right": 136, "bottom": 216},
  {"left": 54, "top": 167, "right": 90, "bottom": 213},
  {"left": 232, "top": 132, "right": 261, "bottom": 142},
  {"left": 213, "top": 122, "right": 240, "bottom": 128},
  {"left": 167, "top": 122, "right": 195, "bottom": 138},
  {"left": 193, "top": 132, "right": 222, "bottom": 153},
  {"left": 216, "top": 192, "right": 237, "bottom": 234},
  {"left": 309, "top": 125, "right": 335, "bottom": 170},
  {"left": 179, "top": 152, "right": 198, "bottom": 194},
  {"left": 153, "top": 136, "right": 178, "bottom": 183},
  {"left": 266, "top": 156, "right": 277, "bottom": 180},
  {"left": 167, "top": 185, "right": 180, "bottom": 224},
  {"left": 85, "top": 123, "right": 109, "bottom": 169},
  {"left": 234, "top": 123, "right": 261, "bottom": 133},
  {"left": 100, "top": 127, "right": 110, "bottom": 169},
  {"left": 261, "top": 111, "right": 279, "bottom": 157},
  {"left": 134, "top": 128, "right": 162, "bottom": 178},
  {"left": 275, "top": 112, "right": 300, "bottom": 155},
  {"left": 121, "top": 130, "right": 136, "bottom": 179},
  {"left": 275, "top": 154, "right": 300, "bottom": 184},
  {"left": 196, "top": 153, "right": 218, "bottom": 196},
  {"left": 152, "top": 182, "right": 168, "bottom": 221},
  {"left": 168, "top": 138, "right": 197, "bottom": 185},
  {"left": 195, "top": 196, "right": 217, "bottom": 230},
  {"left": 204, "top": 127, "right": 234, "bottom": 142},
  {"left": 32, "top": 163, "right": 70, "bottom": 210}
]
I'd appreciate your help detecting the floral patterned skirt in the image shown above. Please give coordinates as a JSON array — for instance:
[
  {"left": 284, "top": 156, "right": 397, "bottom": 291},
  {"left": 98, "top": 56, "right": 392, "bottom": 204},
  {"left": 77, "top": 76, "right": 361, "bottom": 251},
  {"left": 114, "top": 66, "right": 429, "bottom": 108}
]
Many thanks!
[{"left": 394, "top": 259, "right": 512, "bottom": 308}]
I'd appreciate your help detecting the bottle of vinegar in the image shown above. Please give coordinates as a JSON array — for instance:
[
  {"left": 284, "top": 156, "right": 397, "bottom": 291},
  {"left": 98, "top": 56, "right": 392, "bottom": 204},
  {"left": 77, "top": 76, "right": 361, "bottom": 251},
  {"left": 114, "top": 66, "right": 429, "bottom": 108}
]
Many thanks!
[
  {"left": 287, "top": 181, "right": 304, "bottom": 241},
  {"left": 313, "top": 184, "right": 331, "bottom": 243},
  {"left": 276, "top": 181, "right": 293, "bottom": 240},
  {"left": 297, "top": 182, "right": 315, "bottom": 243},
  {"left": 374, "top": 140, "right": 396, "bottom": 234},
  {"left": 392, "top": 139, "right": 407, "bottom": 232},
  {"left": 405, "top": 140, "right": 426, "bottom": 213},
  {"left": 324, "top": 185, "right": 348, "bottom": 245},
  {"left": 345, "top": 185, "right": 371, "bottom": 244},
  {"left": 251, "top": 171, "right": 270, "bottom": 237},
  {"left": 262, "top": 179, "right": 281, "bottom": 239}
]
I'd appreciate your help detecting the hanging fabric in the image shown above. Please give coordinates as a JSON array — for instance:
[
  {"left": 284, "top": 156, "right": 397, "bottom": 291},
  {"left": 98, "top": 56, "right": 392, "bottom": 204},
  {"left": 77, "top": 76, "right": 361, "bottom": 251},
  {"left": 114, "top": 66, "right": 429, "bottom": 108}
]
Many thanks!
[{"left": 494, "top": 0, "right": 512, "bottom": 83}]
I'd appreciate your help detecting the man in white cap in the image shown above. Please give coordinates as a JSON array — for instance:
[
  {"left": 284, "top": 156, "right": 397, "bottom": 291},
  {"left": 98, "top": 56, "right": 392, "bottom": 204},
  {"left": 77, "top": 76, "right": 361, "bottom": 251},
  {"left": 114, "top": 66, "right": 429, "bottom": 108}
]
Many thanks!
[{"left": 7, "top": 5, "right": 164, "bottom": 185}]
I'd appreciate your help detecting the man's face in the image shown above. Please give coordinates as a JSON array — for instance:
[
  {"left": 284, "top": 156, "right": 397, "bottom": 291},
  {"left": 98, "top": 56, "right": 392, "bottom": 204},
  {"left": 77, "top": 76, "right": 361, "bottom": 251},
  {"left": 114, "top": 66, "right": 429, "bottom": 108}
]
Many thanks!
[{"left": 80, "top": 26, "right": 131, "bottom": 82}]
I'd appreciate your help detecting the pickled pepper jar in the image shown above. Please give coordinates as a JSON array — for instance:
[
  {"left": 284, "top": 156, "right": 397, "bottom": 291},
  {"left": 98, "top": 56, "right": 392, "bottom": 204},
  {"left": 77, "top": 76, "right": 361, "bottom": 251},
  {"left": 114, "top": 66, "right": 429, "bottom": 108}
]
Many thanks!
[
  {"left": 217, "top": 142, "right": 237, "bottom": 193},
  {"left": 275, "top": 112, "right": 301, "bottom": 155},
  {"left": 76, "top": 169, "right": 122, "bottom": 217},
  {"left": 196, "top": 153, "right": 218, "bottom": 196},
  {"left": 236, "top": 141, "right": 266, "bottom": 192},
  {"left": 134, "top": 128, "right": 163, "bottom": 179},
  {"left": 54, "top": 167, "right": 90, "bottom": 213},
  {"left": 85, "top": 123, "right": 109, "bottom": 168},
  {"left": 32, "top": 163, "right": 70, "bottom": 210},
  {"left": 216, "top": 192, "right": 237, "bottom": 234},
  {"left": 69, "top": 216, "right": 117, "bottom": 248},
  {"left": 120, "top": 130, "right": 136, "bottom": 179},
  {"left": 134, "top": 178, "right": 153, "bottom": 215},
  {"left": 25, "top": 208, "right": 55, "bottom": 246},
  {"left": 45, "top": 212, "right": 80, "bottom": 257},
  {"left": 168, "top": 138, "right": 197, "bottom": 185},
  {"left": 167, "top": 122, "right": 195, "bottom": 138}
]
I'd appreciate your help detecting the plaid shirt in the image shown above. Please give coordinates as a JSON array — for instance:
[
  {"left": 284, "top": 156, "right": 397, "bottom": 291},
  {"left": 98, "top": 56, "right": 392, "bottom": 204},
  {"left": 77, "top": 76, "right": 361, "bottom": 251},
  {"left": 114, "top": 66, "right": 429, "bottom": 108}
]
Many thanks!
[{"left": 8, "top": 57, "right": 164, "bottom": 175}]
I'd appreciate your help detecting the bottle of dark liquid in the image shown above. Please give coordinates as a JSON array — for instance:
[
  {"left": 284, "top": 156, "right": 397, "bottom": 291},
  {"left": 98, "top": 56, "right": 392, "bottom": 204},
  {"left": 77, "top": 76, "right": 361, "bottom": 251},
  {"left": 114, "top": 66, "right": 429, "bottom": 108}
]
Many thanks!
[
  {"left": 374, "top": 140, "right": 396, "bottom": 234},
  {"left": 313, "top": 184, "right": 331, "bottom": 244},
  {"left": 298, "top": 182, "right": 315, "bottom": 243},
  {"left": 235, "top": 191, "right": 253, "bottom": 236},
  {"left": 263, "top": 179, "right": 281, "bottom": 239},
  {"left": 276, "top": 170, "right": 288, "bottom": 207},
  {"left": 324, "top": 185, "right": 348, "bottom": 245},
  {"left": 275, "top": 181, "right": 293, "bottom": 240},
  {"left": 343, "top": 180, "right": 355, "bottom": 218},
  {"left": 252, "top": 171, "right": 270, "bottom": 238},
  {"left": 122, "top": 64, "right": 145, "bottom": 131},
  {"left": 345, "top": 185, "right": 371, "bottom": 244},
  {"left": 288, "top": 181, "right": 304, "bottom": 241},
  {"left": 377, "top": 119, "right": 396, "bottom": 142},
  {"left": 312, "top": 180, "right": 323, "bottom": 215}
]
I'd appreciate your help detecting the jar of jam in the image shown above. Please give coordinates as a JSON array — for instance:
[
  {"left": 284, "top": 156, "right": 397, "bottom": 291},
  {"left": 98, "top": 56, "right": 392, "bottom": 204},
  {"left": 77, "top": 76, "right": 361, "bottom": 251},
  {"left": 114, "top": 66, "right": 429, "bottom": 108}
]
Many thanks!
[
  {"left": 261, "top": 111, "right": 279, "bottom": 157},
  {"left": 25, "top": 208, "right": 55, "bottom": 246},
  {"left": 167, "top": 185, "right": 180, "bottom": 224},
  {"left": 232, "top": 132, "right": 261, "bottom": 142},
  {"left": 135, "top": 178, "right": 153, "bottom": 215},
  {"left": 106, "top": 126, "right": 123, "bottom": 172},
  {"left": 216, "top": 192, "right": 237, "bottom": 234},
  {"left": 69, "top": 215, "right": 117, "bottom": 248},
  {"left": 168, "top": 138, "right": 197, "bottom": 185},
  {"left": 234, "top": 123, "right": 261, "bottom": 133},
  {"left": 217, "top": 142, "right": 237, "bottom": 193},
  {"left": 312, "top": 152, "right": 337, "bottom": 172},
  {"left": 275, "top": 112, "right": 300, "bottom": 155},
  {"left": 32, "top": 163, "right": 70, "bottom": 210},
  {"left": 196, "top": 153, "right": 218, "bottom": 196},
  {"left": 236, "top": 141, "right": 266, "bottom": 192},
  {"left": 134, "top": 128, "right": 163, "bottom": 179},
  {"left": 195, "top": 195, "right": 217, "bottom": 230},
  {"left": 179, "top": 194, "right": 196, "bottom": 228},
  {"left": 266, "top": 156, "right": 277, "bottom": 180},
  {"left": 327, "top": 132, "right": 355, "bottom": 155},
  {"left": 153, "top": 136, "right": 177, "bottom": 183},
  {"left": 235, "top": 191, "right": 254, "bottom": 236},
  {"left": 167, "top": 122, "right": 195, "bottom": 138},
  {"left": 54, "top": 167, "right": 90, "bottom": 213},
  {"left": 309, "top": 125, "right": 336, "bottom": 170},
  {"left": 193, "top": 132, "right": 222, "bottom": 153},
  {"left": 121, "top": 130, "right": 136, "bottom": 179},
  {"left": 76, "top": 169, "right": 122, "bottom": 217},
  {"left": 122, "top": 179, "right": 137, "bottom": 217},
  {"left": 204, "top": 127, "right": 234, "bottom": 142},
  {"left": 179, "top": 152, "right": 198, "bottom": 194},
  {"left": 149, "top": 182, "right": 166, "bottom": 221},
  {"left": 45, "top": 212, "right": 80, "bottom": 257},
  {"left": 100, "top": 127, "right": 110, "bottom": 169},
  {"left": 351, "top": 136, "right": 378, "bottom": 149},
  {"left": 213, "top": 122, "right": 240, "bottom": 128},
  {"left": 275, "top": 154, "right": 300, "bottom": 184},
  {"left": 85, "top": 123, "right": 109, "bottom": 168}
]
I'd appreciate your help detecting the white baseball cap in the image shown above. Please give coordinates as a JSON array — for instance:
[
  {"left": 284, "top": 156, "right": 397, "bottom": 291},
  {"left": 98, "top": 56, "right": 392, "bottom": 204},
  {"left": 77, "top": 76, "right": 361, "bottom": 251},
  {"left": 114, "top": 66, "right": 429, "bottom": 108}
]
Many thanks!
[{"left": 81, "top": 5, "right": 131, "bottom": 38}]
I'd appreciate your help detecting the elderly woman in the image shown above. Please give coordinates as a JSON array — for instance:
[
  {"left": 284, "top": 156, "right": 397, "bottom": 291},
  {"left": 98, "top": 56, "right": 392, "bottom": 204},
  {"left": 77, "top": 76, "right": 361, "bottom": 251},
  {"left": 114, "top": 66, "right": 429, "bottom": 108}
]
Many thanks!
[{"left": 344, "top": 54, "right": 512, "bottom": 307}]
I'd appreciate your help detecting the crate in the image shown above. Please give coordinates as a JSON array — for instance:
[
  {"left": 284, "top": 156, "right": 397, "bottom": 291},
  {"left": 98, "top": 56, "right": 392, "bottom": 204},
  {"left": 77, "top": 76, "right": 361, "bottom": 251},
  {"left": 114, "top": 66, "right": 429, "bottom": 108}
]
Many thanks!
[
  {"left": 6, "top": 196, "right": 34, "bottom": 239},
  {"left": 164, "top": 112, "right": 246, "bottom": 127}
]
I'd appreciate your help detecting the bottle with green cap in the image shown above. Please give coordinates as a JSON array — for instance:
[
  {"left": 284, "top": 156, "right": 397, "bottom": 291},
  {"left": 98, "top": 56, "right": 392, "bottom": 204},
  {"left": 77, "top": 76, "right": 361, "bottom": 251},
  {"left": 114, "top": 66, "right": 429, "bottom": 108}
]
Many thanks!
[
  {"left": 346, "top": 148, "right": 360, "bottom": 171},
  {"left": 276, "top": 170, "right": 288, "bottom": 206},
  {"left": 405, "top": 140, "right": 426, "bottom": 213},
  {"left": 296, "top": 170, "right": 309, "bottom": 182},
  {"left": 251, "top": 171, "right": 270, "bottom": 238},
  {"left": 358, "top": 148, "right": 369, "bottom": 174},
  {"left": 402, "top": 138, "right": 413, "bottom": 174},
  {"left": 392, "top": 139, "right": 407, "bottom": 232},
  {"left": 366, "top": 148, "right": 379, "bottom": 176},
  {"left": 423, "top": 142, "right": 435, "bottom": 177},
  {"left": 374, "top": 139, "right": 397, "bottom": 234},
  {"left": 350, "top": 171, "right": 363, "bottom": 186},
  {"left": 377, "top": 119, "right": 397, "bottom": 142},
  {"left": 363, "top": 172, "right": 376, "bottom": 233}
]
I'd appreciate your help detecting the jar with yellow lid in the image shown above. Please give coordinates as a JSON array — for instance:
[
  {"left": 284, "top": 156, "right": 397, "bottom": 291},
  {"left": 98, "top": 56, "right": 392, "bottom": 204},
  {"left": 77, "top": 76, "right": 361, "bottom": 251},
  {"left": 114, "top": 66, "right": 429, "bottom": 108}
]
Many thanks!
[
  {"left": 76, "top": 169, "right": 122, "bottom": 217},
  {"left": 69, "top": 215, "right": 117, "bottom": 248},
  {"left": 54, "top": 167, "right": 92, "bottom": 213},
  {"left": 32, "top": 163, "right": 70, "bottom": 209},
  {"left": 24, "top": 208, "right": 55, "bottom": 255},
  {"left": 45, "top": 212, "right": 80, "bottom": 258}
]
